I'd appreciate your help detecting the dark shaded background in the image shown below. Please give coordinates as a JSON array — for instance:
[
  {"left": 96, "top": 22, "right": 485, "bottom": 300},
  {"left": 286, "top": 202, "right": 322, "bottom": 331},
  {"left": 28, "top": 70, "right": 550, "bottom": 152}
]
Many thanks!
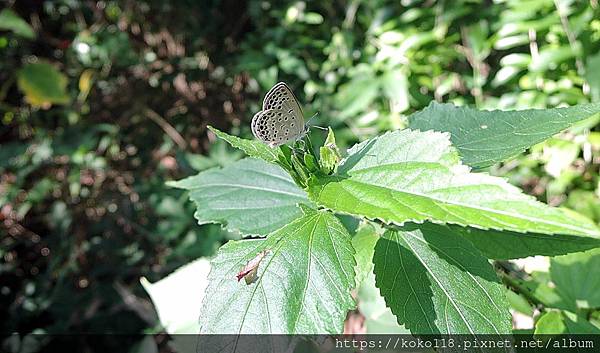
[{"left": 1, "top": 0, "right": 600, "bottom": 350}]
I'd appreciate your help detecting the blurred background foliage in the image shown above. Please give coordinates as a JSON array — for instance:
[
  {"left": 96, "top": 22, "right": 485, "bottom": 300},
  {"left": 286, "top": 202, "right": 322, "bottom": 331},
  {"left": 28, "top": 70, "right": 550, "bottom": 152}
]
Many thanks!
[{"left": 1, "top": 0, "right": 600, "bottom": 348}]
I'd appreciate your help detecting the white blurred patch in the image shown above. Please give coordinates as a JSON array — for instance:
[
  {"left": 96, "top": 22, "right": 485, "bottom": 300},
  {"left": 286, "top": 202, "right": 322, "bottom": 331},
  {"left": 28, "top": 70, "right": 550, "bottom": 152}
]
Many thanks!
[
  {"left": 511, "top": 309, "right": 535, "bottom": 330},
  {"left": 511, "top": 256, "right": 550, "bottom": 274},
  {"left": 141, "top": 258, "right": 211, "bottom": 334},
  {"left": 75, "top": 42, "right": 90, "bottom": 55}
]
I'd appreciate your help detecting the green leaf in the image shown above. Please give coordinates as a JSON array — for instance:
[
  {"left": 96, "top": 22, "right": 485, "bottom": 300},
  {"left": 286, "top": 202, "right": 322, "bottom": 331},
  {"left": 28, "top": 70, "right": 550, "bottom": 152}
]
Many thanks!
[
  {"left": 373, "top": 224, "right": 511, "bottom": 334},
  {"left": 168, "top": 158, "right": 310, "bottom": 235},
  {"left": 559, "top": 312, "right": 600, "bottom": 334},
  {"left": 199, "top": 209, "right": 356, "bottom": 334},
  {"left": 550, "top": 248, "right": 600, "bottom": 309},
  {"left": 453, "top": 226, "right": 600, "bottom": 259},
  {"left": 535, "top": 311, "right": 600, "bottom": 334},
  {"left": 357, "top": 270, "right": 408, "bottom": 333},
  {"left": 17, "top": 61, "right": 70, "bottom": 107},
  {"left": 353, "top": 222, "right": 406, "bottom": 334},
  {"left": 352, "top": 222, "right": 379, "bottom": 287},
  {"left": 208, "top": 126, "right": 284, "bottom": 165},
  {"left": 505, "top": 289, "right": 533, "bottom": 316},
  {"left": 534, "top": 311, "right": 567, "bottom": 335},
  {"left": 511, "top": 271, "right": 574, "bottom": 311},
  {"left": 0, "top": 9, "right": 35, "bottom": 39},
  {"left": 309, "top": 129, "right": 600, "bottom": 237},
  {"left": 586, "top": 52, "right": 600, "bottom": 102},
  {"left": 408, "top": 102, "right": 600, "bottom": 168},
  {"left": 565, "top": 190, "right": 600, "bottom": 222}
]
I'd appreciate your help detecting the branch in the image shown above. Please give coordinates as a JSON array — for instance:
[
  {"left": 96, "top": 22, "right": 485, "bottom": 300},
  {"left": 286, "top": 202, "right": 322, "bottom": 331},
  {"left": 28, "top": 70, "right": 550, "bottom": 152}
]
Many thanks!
[{"left": 144, "top": 108, "right": 187, "bottom": 150}]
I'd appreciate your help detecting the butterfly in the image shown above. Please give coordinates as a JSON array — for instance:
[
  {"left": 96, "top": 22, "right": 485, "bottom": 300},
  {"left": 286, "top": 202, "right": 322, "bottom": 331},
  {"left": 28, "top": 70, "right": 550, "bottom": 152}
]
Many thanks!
[{"left": 251, "top": 82, "right": 307, "bottom": 148}]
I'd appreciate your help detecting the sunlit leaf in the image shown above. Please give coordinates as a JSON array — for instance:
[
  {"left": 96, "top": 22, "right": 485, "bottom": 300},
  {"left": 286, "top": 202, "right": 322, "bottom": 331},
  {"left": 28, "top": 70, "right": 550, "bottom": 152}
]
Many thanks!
[
  {"left": 199, "top": 209, "right": 356, "bottom": 334},
  {"left": 309, "top": 129, "right": 600, "bottom": 237},
  {"left": 168, "top": 158, "right": 310, "bottom": 235},
  {"left": 409, "top": 102, "right": 600, "bottom": 168},
  {"left": 208, "top": 126, "right": 284, "bottom": 165},
  {"left": 352, "top": 222, "right": 379, "bottom": 288},
  {"left": 17, "top": 61, "right": 70, "bottom": 107},
  {"left": 373, "top": 224, "right": 511, "bottom": 334},
  {"left": 455, "top": 226, "right": 600, "bottom": 260}
]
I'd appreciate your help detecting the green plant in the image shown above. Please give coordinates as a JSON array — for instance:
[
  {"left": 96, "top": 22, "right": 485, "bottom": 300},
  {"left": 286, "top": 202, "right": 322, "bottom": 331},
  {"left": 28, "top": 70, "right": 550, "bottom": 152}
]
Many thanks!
[
  {"left": 502, "top": 248, "right": 600, "bottom": 335},
  {"left": 170, "top": 102, "right": 600, "bottom": 336},
  {"left": 3, "top": 1, "right": 600, "bottom": 349}
]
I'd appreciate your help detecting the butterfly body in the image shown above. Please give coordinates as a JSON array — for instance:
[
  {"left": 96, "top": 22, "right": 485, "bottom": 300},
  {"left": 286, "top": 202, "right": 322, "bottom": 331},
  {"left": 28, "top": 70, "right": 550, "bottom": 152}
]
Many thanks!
[{"left": 251, "top": 82, "right": 306, "bottom": 147}]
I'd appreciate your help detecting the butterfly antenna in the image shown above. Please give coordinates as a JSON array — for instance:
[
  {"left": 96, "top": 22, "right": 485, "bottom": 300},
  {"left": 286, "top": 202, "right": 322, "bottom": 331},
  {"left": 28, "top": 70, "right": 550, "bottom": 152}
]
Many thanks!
[
  {"left": 306, "top": 111, "right": 320, "bottom": 126},
  {"left": 305, "top": 111, "right": 329, "bottom": 131}
]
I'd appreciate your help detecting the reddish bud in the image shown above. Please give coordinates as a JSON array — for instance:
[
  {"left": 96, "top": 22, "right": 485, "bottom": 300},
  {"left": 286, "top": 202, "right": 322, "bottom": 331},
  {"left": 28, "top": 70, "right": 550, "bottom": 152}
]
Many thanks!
[{"left": 236, "top": 250, "right": 269, "bottom": 284}]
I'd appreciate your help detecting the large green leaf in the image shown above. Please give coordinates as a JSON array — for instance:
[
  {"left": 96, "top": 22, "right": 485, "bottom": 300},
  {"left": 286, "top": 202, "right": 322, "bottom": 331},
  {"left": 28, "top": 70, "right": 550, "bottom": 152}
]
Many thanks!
[
  {"left": 0, "top": 9, "right": 35, "bottom": 39},
  {"left": 208, "top": 126, "right": 284, "bottom": 165},
  {"left": 17, "top": 62, "right": 70, "bottom": 107},
  {"left": 168, "top": 158, "right": 310, "bottom": 235},
  {"left": 452, "top": 226, "right": 600, "bottom": 260},
  {"left": 309, "top": 129, "right": 600, "bottom": 237},
  {"left": 408, "top": 102, "right": 600, "bottom": 168},
  {"left": 550, "top": 248, "right": 600, "bottom": 310},
  {"left": 373, "top": 224, "right": 512, "bottom": 334},
  {"left": 199, "top": 208, "right": 356, "bottom": 334}
]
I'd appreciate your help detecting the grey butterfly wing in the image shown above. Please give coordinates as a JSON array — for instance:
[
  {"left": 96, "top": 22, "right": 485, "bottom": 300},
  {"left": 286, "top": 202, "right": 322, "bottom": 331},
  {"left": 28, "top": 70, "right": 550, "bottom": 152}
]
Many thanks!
[
  {"left": 263, "top": 82, "right": 304, "bottom": 124},
  {"left": 262, "top": 82, "right": 304, "bottom": 118},
  {"left": 251, "top": 108, "right": 305, "bottom": 147},
  {"left": 252, "top": 82, "right": 305, "bottom": 147}
]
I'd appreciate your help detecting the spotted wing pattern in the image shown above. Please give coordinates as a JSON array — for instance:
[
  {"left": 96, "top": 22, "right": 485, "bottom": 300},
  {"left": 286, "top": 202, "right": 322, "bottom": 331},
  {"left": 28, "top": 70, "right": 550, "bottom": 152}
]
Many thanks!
[{"left": 251, "top": 82, "right": 305, "bottom": 147}]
